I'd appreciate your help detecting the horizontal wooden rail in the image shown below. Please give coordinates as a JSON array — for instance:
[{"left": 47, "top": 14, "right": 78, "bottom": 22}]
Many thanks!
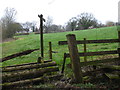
[
  {"left": 80, "top": 58, "right": 119, "bottom": 67},
  {"left": 1, "top": 49, "right": 39, "bottom": 62},
  {"left": 65, "top": 50, "right": 119, "bottom": 57},
  {"left": 1, "top": 60, "right": 52, "bottom": 68},
  {"left": 58, "top": 39, "right": 120, "bottom": 45},
  {"left": 2, "top": 61, "right": 57, "bottom": 72}
]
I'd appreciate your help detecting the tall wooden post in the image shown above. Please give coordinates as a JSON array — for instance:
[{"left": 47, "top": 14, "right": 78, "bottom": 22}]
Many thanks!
[
  {"left": 118, "top": 31, "right": 120, "bottom": 48},
  {"left": 118, "top": 31, "right": 120, "bottom": 65},
  {"left": 38, "top": 14, "right": 45, "bottom": 59},
  {"left": 49, "top": 42, "right": 52, "bottom": 60},
  {"left": 118, "top": 1, "right": 120, "bottom": 64},
  {"left": 66, "top": 34, "right": 83, "bottom": 83},
  {"left": 84, "top": 38, "right": 87, "bottom": 62}
]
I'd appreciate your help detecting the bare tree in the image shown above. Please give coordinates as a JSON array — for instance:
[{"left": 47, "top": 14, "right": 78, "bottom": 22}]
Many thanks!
[
  {"left": 22, "top": 22, "right": 32, "bottom": 33},
  {"left": 44, "top": 16, "right": 53, "bottom": 33},
  {"left": 31, "top": 21, "right": 37, "bottom": 32},
  {"left": 1, "top": 7, "right": 22, "bottom": 40}
]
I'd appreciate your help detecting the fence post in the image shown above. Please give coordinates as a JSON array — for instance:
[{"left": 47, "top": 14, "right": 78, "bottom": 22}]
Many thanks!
[
  {"left": 49, "top": 42, "right": 52, "bottom": 60},
  {"left": 61, "top": 53, "right": 67, "bottom": 74},
  {"left": 117, "top": 48, "right": 120, "bottom": 65},
  {"left": 118, "top": 31, "right": 120, "bottom": 48},
  {"left": 118, "top": 31, "right": 120, "bottom": 65},
  {"left": 118, "top": 31, "right": 120, "bottom": 57},
  {"left": 84, "top": 38, "right": 87, "bottom": 62},
  {"left": 66, "top": 34, "right": 83, "bottom": 83}
]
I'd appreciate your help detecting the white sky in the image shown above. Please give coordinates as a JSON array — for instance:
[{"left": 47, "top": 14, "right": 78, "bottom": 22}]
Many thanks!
[{"left": 0, "top": 0, "right": 120, "bottom": 25}]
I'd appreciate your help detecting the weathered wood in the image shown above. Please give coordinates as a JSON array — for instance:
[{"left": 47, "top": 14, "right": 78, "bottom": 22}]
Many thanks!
[
  {"left": 2, "top": 60, "right": 52, "bottom": 68},
  {"left": 98, "top": 64, "right": 120, "bottom": 71},
  {"left": 2, "top": 74, "right": 63, "bottom": 88},
  {"left": 61, "top": 53, "right": 67, "bottom": 73},
  {"left": 118, "top": 31, "right": 120, "bottom": 62},
  {"left": 49, "top": 42, "right": 52, "bottom": 60},
  {"left": 80, "top": 58, "right": 119, "bottom": 67},
  {"left": 66, "top": 34, "right": 83, "bottom": 83},
  {"left": 83, "top": 38, "right": 87, "bottom": 62},
  {"left": 1, "top": 49, "right": 39, "bottom": 62},
  {"left": 65, "top": 50, "right": 119, "bottom": 57},
  {"left": 2, "top": 61, "right": 57, "bottom": 72},
  {"left": 58, "top": 39, "right": 120, "bottom": 45},
  {"left": 3, "top": 66, "right": 59, "bottom": 82},
  {"left": 38, "top": 14, "right": 45, "bottom": 58},
  {"left": 118, "top": 31, "right": 120, "bottom": 46},
  {"left": 105, "top": 73, "right": 120, "bottom": 79}
]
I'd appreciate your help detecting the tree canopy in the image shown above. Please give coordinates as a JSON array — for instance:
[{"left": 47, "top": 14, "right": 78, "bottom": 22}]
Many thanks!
[{"left": 66, "top": 12, "right": 98, "bottom": 31}]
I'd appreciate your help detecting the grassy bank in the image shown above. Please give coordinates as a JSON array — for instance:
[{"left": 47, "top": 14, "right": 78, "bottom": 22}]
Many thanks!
[{"left": 1, "top": 26, "right": 118, "bottom": 67}]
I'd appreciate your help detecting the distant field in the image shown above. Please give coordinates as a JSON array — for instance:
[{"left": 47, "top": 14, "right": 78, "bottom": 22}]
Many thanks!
[{"left": 1, "top": 26, "right": 119, "bottom": 67}]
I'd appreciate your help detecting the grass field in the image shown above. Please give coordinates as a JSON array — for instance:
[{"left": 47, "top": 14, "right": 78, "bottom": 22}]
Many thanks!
[{"left": 1, "top": 26, "right": 119, "bottom": 67}]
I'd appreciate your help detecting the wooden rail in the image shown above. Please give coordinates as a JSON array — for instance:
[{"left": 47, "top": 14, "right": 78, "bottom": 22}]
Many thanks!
[
  {"left": 65, "top": 50, "right": 119, "bottom": 58},
  {"left": 80, "top": 58, "right": 119, "bottom": 67},
  {"left": 58, "top": 39, "right": 120, "bottom": 45}
]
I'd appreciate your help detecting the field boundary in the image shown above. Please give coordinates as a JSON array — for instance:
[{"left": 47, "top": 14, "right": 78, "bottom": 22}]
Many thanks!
[{"left": 59, "top": 31, "right": 120, "bottom": 83}]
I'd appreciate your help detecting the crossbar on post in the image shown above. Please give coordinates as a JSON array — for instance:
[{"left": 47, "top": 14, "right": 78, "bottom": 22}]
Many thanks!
[{"left": 66, "top": 34, "right": 83, "bottom": 83}]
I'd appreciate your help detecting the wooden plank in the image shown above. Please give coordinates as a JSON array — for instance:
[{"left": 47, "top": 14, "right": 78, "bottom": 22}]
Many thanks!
[
  {"left": 66, "top": 34, "right": 83, "bottom": 83},
  {"left": 2, "top": 60, "right": 52, "bottom": 68},
  {"left": 80, "top": 58, "right": 119, "bottom": 67},
  {"left": 58, "top": 39, "right": 120, "bottom": 45},
  {"left": 105, "top": 73, "right": 120, "bottom": 79},
  {"left": 3, "top": 66, "right": 59, "bottom": 83},
  {"left": 1, "top": 49, "right": 39, "bottom": 62},
  {"left": 2, "top": 74, "right": 63, "bottom": 88},
  {"left": 2, "top": 61, "right": 57, "bottom": 72},
  {"left": 65, "top": 50, "right": 119, "bottom": 57},
  {"left": 98, "top": 64, "right": 120, "bottom": 70}
]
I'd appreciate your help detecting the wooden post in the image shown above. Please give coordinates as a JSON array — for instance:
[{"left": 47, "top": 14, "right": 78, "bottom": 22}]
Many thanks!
[
  {"left": 118, "top": 31, "right": 120, "bottom": 65},
  {"left": 118, "top": 31, "right": 120, "bottom": 48},
  {"left": 61, "top": 53, "right": 67, "bottom": 74},
  {"left": 38, "top": 14, "right": 45, "bottom": 59},
  {"left": 84, "top": 38, "right": 87, "bottom": 62},
  {"left": 66, "top": 34, "right": 83, "bottom": 83},
  {"left": 117, "top": 48, "right": 120, "bottom": 65},
  {"left": 118, "top": 31, "right": 120, "bottom": 58},
  {"left": 49, "top": 42, "right": 52, "bottom": 60}
]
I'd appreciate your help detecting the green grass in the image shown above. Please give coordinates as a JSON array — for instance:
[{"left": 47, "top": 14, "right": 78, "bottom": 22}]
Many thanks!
[{"left": 1, "top": 26, "right": 119, "bottom": 67}]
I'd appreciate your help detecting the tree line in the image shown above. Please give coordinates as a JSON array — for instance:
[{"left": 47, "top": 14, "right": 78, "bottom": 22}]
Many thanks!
[{"left": 0, "top": 7, "right": 116, "bottom": 40}]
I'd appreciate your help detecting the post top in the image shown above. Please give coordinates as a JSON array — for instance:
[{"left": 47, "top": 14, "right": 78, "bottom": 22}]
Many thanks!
[
  {"left": 38, "top": 14, "right": 43, "bottom": 18},
  {"left": 66, "top": 34, "right": 75, "bottom": 37}
]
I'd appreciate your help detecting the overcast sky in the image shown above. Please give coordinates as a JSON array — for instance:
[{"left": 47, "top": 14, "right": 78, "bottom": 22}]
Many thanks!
[{"left": 0, "top": 0, "right": 120, "bottom": 25}]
